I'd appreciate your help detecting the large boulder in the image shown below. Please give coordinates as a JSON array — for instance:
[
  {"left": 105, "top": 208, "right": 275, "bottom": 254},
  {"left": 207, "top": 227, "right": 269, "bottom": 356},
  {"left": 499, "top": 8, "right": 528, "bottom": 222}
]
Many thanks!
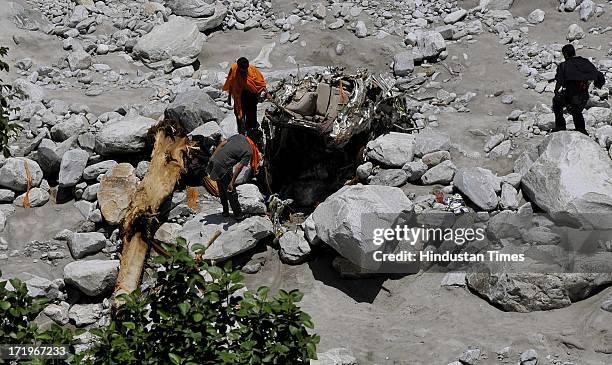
[
  {"left": 166, "top": 0, "right": 215, "bottom": 17},
  {"left": 413, "top": 131, "right": 451, "bottom": 157},
  {"left": 94, "top": 115, "right": 156, "bottom": 156},
  {"left": 165, "top": 90, "right": 224, "bottom": 132},
  {"left": 83, "top": 160, "right": 118, "bottom": 180},
  {"left": 12, "top": 79, "right": 45, "bottom": 102},
  {"left": 0, "top": 157, "right": 43, "bottom": 192},
  {"left": 421, "top": 160, "right": 456, "bottom": 185},
  {"left": 467, "top": 270, "right": 612, "bottom": 312},
  {"left": 58, "top": 149, "right": 89, "bottom": 188},
  {"left": 516, "top": 132, "right": 612, "bottom": 229},
  {"left": 366, "top": 132, "right": 415, "bottom": 167},
  {"left": 453, "top": 167, "right": 500, "bottom": 211},
  {"left": 133, "top": 16, "right": 205, "bottom": 72},
  {"left": 202, "top": 216, "right": 274, "bottom": 261},
  {"left": 191, "top": 2, "right": 228, "bottom": 32},
  {"left": 63, "top": 260, "right": 119, "bottom": 297},
  {"left": 36, "top": 137, "right": 79, "bottom": 175},
  {"left": 97, "top": 163, "right": 139, "bottom": 225},
  {"left": 50, "top": 115, "right": 89, "bottom": 142},
  {"left": 279, "top": 230, "right": 311, "bottom": 264},
  {"left": 405, "top": 29, "right": 446, "bottom": 61},
  {"left": 311, "top": 185, "right": 413, "bottom": 269},
  {"left": 480, "top": 0, "right": 514, "bottom": 10}
]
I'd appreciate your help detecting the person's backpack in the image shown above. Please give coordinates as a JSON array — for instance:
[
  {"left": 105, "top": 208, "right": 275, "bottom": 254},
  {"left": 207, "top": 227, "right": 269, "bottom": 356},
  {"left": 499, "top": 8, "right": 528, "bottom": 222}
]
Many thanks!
[{"left": 568, "top": 80, "right": 590, "bottom": 110}]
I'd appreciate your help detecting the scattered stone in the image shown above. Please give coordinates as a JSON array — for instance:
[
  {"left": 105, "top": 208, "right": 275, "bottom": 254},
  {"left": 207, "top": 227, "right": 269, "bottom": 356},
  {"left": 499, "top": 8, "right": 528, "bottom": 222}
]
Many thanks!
[
  {"left": 520, "top": 349, "right": 538, "bottom": 365},
  {"left": 69, "top": 303, "right": 103, "bottom": 327},
  {"left": 14, "top": 188, "right": 50, "bottom": 208},
  {"left": 0, "top": 158, "right": 43, "bottom": 192},
  {"left": 95, "top": 115, "right": 156, "bottom": 155},
  {"left": 421, "top": 151, "right": 450, "bottom": 168},
  {"left": 68, "top": 232, "right": 106, "bottom": 259},
  {"left": 154, "top": 222, "right": 182, "bottom": 244},
  {"left": 392, "top": 52, "right": 414, "bottom": 77},
  {"left": 567, "top": 24, "right": 585, "bottom": 41},
  {"left": 527, "top": 9, "right": 545, "bottom": 24},
  {"left": 403, "top": 160, "right": 428, "bottom": 182},
  {"left": 356, "top": 162, "right": 373, "bottom": 180},
  {"left": 63, "top": 260, "right": 119, "bottom": 297},
  {"left": 458, "top": 348, "right": 481, "bottom": 365},
  {"left": 421, "top": 160, "right": 456, "bottom": 185},
  {"left": 165, "top": 90, "right": 224, "bottom": 132},
  {"left": 83, "top": 160, "right": 118, "bottom": 180},
  {"left": 43, "top": 303, "right": 69, "bottom": 325},
  {"left": 369, "top": 169, "right": 408, "bottom": 187},
  {"left": 311, "top": 347, "right": 358, "bottom": 365},
  {"left": 202, "top": 216, "right": 274, "bottom": 261},
  {"left": 453, "top": 167, "right": 500, "bottom": 211},
  {"left": 366, "top": 132, "right": 415, "bottom": 167},
  {"left": 413, "top": 132, "right": 451, "bottom": 157},
  {"left": 58, "top": 149, "right": 89, "bottom": 188},
  {"left": 236, "top": 184, "right": 266, "bottom": 215},
  {"left": 279, "top": 230, "right": 311, "bottom": 264},
  {"left": 444, "top": 9, "right": 467, "bottom": 25}
]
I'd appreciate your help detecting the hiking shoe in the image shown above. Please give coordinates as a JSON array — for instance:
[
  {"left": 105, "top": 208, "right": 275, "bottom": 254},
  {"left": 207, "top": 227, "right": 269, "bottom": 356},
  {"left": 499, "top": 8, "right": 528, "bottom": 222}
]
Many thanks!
[
  {"left": 577, "top": 129, "right": 589, "bottom": 136},
  {"left": 233, "top": 213, "right": 246, "bottom": 221},
  {"left": 222, "top": 211, "right": 230, "bottom": 218},
  {"left": 550, "top": 127, "right": 566, "bottom": 133}
]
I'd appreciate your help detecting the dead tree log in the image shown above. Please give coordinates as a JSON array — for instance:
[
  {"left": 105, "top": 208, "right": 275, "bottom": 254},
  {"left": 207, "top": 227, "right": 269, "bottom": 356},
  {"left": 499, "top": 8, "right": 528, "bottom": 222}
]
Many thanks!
[{"left": 113, "top": 120, "right": 189, "bottom": 307}]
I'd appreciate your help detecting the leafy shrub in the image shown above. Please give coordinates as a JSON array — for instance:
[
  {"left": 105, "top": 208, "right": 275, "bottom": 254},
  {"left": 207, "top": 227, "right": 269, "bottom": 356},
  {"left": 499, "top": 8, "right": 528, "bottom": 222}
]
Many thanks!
[
  {"left": 85, "top": 239, "right": 319, "bottom": 364},
  {"left": 0, "top": 271, "right": 76, "bottom": 365},
  {"left": 0, "top": 46, "right": 24, "bottom": 157}
]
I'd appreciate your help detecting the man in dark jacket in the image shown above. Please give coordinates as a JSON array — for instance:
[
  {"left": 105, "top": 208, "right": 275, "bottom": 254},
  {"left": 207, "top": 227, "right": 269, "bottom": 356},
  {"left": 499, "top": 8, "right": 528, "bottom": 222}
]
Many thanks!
[
  {"left": 552, "top": 44, "right": 606, "bottom": 135},
  {"left": 207, "top": 134, "right": 253, "bottom": 220}
]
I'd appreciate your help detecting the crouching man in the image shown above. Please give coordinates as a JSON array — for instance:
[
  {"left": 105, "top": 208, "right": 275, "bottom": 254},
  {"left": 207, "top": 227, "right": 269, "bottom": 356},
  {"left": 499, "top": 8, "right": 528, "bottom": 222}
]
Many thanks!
[{"left": 207, "top": 134, "right": 253, "bottom": 220}]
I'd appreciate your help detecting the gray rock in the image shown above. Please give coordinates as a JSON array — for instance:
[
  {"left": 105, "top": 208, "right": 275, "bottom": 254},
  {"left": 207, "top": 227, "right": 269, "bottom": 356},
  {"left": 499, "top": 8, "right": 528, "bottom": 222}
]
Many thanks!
[
  {"left": 69, "top": 232, "right": 106, "bottom": 259},
  {"left": 366, "top": 132, "right": 415, "bottom": 167},
  {"left": 12, "top": 79, "right": 45, "bottom": 102},
  {"left": 69, "top": 303, "right": 103, "bottom": 327},
  {"left": 413, "top": 132, "right": 451, "bottom": 157},
  {"left": 459, "top": 348, "right": 481, "bottom": 365},
  {"left": 369, "top": 169, "right": 408, "bottom": 187},
  {"left": 579, "top": 0, "right": 595, "bottom": 21},
  {"left": 588, "top": 107, "right": 612, "bottom": 125},
  {"left": 24, "top": 275, "right": 63, "bottom": 300},
  {"left": 467, "top": 269, "right": 612, "bottom": 312},
  {"left": 489, "top": 140, "right": 511, "bottom": 159},
  {"left": 279, "top": 230, "right": 311, "bottom": 264},
  {"left": 441, "top": 272, "right": 466, "bottom": 287},
  {"left": 165, "top": 90, "right": 224, "bottom": 133},
  {"left": 68, "top": 5, "right": 89, "bottom": 27},
  {"left": 189, "top": 121, "right": 224, "bottom": 141},
  {"left": 567, "top": 23, "right": 584, "bottom": 41},
  {"left": 14, "top": 188, "right": 49, "bottom": 207},
  {"left": 0, "top": 157, "right": 43, "bottom": 192},
  {"left": 311, "top": 185, "right": 413, "bottom": 269},
  {"left": 354, "top": 20, "right": 367, "bottom": 38},
  {"left": 50, "top": 115, "right": 89, "bottom": 142},
  {"left": 311, "top": 347, "right": 358, "bottom": 365},
  {"left": 484, "top": 133, "right": 505, "bottom": 152},
  {"left": 481, "top": 0, "right": 514, "bottom": 10},
  {"left": 601, "top": 297, "right": 612, "bottom": 312},
  {"left": 421, "top": 160, "right": 456, "bottom": 185},
  {"left": 58, "top": 149, "right": 89, "bottom": 188},
  {"left": 133, "top": 16, "right": 205, "bottom": 72},
  {"left": 67, "top": 50, "right": 92, "bottom": 71},
  {"left": 82, "top": 183, "right": 99, "bottom": 201},
  {"left": 453, "top": 167, "right": 500, "bottom": 211},
  {"left": 527, "top": 9, "right": 545, "bottom": 24},
  {"left": 520, "top": 349, "right": 537, "bottom": 365},
  {"left": 36, "top": 137, "right": 78, "bottom": 175},
  {"left": 202, "top": 216, "right": 274, "bottom": 261},
  {"left": 421, "top": 151, "right": 450, "bottom": 167},
  {"left": 63, "top": 260, "right": 119, "bottom": 297},
  {"left": 43, "top": 303, "right": 69, "bottom": 325},
  {"left": 97, "top": 163, "right": 139, "bottom": 225},
  {"left": 444, "top": 9, "right": 467, "bottom": 24},
  {"left": 95, "top": 115, "right": 156, "bottom": 155},
  {"left": 402, "top": 160, "right": 428, "bottom": 181},
  {"left": 166, "top": 0, "right": 215, "bottom": 18},
  {"left": 406, "top": 29, "right": 446, "bottom": 61},
  {"left": 499, "top": 183, "right": 519, "bottom": 210},
  {"left": 392, "top": 52, "right": 414, "bottom": 77},
  {"left": 0, "top": 189, "right": 16, "bottom": 202},
  {"left": 135, "top": 161, "right": 149, "bottom": 180},
  {"left": 154, "top": 222, "right": 182, "bottom": 244},
  {"left": 518, "top": 132, "right": 612, "bottom": 229},
  {"left": 356, "top": 162, "right": 373, "bottom": 180},
  {"left": 219, "top": 113, "right": 238, "bottom": 137},
  {"left": 83, "top": 160, "right": 118, "bottom": 180},
  {"left": 313, "top": 3, "right": 326, "bottom": 19},
  {"left": 236, "top": 184, "right": 266, "bottom": 215}
]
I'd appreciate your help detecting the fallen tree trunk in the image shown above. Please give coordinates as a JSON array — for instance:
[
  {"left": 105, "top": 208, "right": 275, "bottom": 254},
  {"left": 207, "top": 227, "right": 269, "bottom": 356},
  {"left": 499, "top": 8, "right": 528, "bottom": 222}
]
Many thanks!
[{"left": 113, "top": 120, "right": 189, "bottom": 307}]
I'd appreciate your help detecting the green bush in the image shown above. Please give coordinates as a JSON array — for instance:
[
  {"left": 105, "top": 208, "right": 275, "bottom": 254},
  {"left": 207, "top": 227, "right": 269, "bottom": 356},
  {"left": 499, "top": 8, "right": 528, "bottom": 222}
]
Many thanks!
[
  {"left": 85, "top": 239, "right": 320, "bottom": 364},
  {"left": 0, "top": 271, "right": 76, "bottom": 365},
  {"left": 0, "top": 46, "right": 24, "bottom": 157}
]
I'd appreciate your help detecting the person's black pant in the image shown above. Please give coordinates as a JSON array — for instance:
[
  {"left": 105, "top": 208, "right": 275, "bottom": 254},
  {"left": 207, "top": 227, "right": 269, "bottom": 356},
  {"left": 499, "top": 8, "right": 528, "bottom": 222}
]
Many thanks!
[
  {"left": 240, "top": 90, "right": 264, "bottom": 149},
  {"left": 216, "top": 172, "right": 242, "bottom": 216},
  {"left": 552, "top": 93, "right": 586, "bottom": 132}
]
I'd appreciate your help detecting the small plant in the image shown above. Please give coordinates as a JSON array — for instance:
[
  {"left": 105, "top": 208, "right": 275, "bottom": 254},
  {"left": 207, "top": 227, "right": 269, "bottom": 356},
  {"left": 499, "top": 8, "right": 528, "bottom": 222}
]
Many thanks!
[
  {"left": 86, "top": 238, "right": 319, "bottom": 364},
  {"left": 0, "top": 46, "right": 24, "bottom": 157},
  {"left": 0, "top": 271, "right": 76, "bottom": 365}
]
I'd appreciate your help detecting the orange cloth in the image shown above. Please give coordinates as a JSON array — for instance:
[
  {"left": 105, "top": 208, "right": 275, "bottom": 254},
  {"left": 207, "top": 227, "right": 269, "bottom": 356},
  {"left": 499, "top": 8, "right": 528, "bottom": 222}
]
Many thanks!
[
  {"left": 223, "top": 63, "right": 267, "bottom": 120},
  {"left": 245, "top": 136, "right": 261, "bottom": 173}
]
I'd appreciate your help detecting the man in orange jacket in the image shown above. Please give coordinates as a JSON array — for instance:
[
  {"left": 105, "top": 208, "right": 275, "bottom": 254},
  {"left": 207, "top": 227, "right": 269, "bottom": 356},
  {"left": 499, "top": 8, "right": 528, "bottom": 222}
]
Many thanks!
[{"left": 222, "top": 57, "right": 271, "bottom": 145}]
